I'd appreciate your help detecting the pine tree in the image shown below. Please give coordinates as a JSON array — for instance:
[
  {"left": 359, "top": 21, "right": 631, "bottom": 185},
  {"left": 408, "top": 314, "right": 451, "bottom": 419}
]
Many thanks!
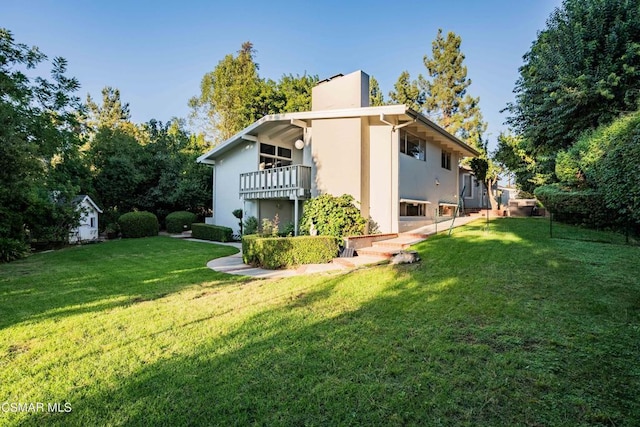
[
  {"left": 369, "top": 75, "right": 385, "bottom": 106},
  {"left": 419, "top": 29, "right": 486, "bottom": 147},
  {"left": 388, "top": 71, "right": 424, "bottom": 111}
]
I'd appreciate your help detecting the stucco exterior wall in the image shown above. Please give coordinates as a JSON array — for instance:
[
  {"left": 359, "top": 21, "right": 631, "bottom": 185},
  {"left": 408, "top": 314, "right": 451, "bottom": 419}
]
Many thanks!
[
  {"left": 312, "top": 71, "right": 369, "bottom": 111},
  {"left": 213, "top": 142, "right": 257, "bottom": 233},
  {"left": 368, "top": 125, "right": 396, "bottom": 233},
  {"left": 311, "top": 117, "right": 363, "bottom": 203},
  {"left": 259, "top": 200, "right": 294, "bottom": 232}
]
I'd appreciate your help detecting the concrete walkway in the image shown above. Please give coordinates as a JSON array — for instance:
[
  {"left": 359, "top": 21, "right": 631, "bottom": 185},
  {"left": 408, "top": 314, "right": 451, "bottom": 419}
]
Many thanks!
[{"left": 172, "top": 215, "right": 483, "bottom": 279}]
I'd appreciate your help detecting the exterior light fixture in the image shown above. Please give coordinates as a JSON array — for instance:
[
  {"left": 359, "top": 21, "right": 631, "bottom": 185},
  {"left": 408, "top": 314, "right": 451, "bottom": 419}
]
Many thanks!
[{"left": 294, "top": 139, "right": 304, "bottom": 150}]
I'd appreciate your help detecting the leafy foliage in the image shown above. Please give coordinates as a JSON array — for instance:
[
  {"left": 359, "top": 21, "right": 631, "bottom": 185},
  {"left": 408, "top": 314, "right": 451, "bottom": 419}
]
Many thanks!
[
  {"left": 534, "top": 185, "right": 614, "bottom": 229},
  {"left": 505, "top": 0, "right": 640, "bottom": 180},
  {"left": 547, "top": 110, "right": 640, "bottom": 230},
  {"left": 118, "top": 211, "right": 159, "bottom": 238},
  {"left": 0, "top": 238, "right": 29, "bottom": 263},
  {"left": 243, "top": 216, "right": 259, "bottom": 235},
  {"left": 388, "top": 71, "right": 424, "bottom": 111},
  {"left": 369, "top": 75, "right": 385, "bottom": 106},
  {"left": 242, "top": 235, "right": 338, "bottom": 269},
  {"left": 191, "top": 223, "right": 233, "bottom": 242},
  {"left": 0, "top": 28, "right": 85, "bottom": 250},
  {"left": 300, "top": 194, "right": 367, "bottom": 240},
  {"left": 165, "top": 211, "right": 197, "bottom": 234},
  {"left": 189, "top": 42, "right": 318, "bottom": 144}
]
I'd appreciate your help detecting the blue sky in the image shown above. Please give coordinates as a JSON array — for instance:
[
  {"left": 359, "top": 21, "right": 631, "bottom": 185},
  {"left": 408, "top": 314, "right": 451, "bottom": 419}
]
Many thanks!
[{"left": 3, "top": 1, "right": 561, "bottom": 147}]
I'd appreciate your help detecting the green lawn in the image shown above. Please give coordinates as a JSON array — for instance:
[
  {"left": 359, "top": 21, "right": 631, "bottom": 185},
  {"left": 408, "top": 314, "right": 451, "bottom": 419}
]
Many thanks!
[{"left": 1, "top": 220, "right": 639, "bottom": 426}]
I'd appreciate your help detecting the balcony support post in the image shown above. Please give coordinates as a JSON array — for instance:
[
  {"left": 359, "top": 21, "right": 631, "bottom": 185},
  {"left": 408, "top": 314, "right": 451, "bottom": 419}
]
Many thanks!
[{"left": 294, "top": 194, "right": 299, "bottom": 236}]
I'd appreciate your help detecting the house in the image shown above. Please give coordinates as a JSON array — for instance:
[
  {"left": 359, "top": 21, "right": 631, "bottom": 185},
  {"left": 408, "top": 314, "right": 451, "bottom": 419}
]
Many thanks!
[
  {"left": 458, "top": 165, "right": 499, "bottom": 211},
  {"left": 197, "top": 71, "right": 480, "bottom": 235},
  {"left": 69, "top": 195, "right": 102, "bottom": 243}
]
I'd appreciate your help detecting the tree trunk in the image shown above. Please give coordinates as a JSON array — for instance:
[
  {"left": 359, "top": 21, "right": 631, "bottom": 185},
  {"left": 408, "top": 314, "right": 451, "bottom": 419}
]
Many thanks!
[{"left": 486, "top": 179, "right": 498, "bottom": 210}]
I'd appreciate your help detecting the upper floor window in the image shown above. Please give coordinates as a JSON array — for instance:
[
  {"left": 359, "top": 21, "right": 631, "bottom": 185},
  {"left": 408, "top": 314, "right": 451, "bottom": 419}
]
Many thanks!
[
  {"left": 260, "top": 143, "right": 292, "bottom": 169},
  {"left": 400, "top": 130, "right": 426, "bottom": 161},
  {"left": 441, "top": 150, "right": 452, "bottom": 170}
]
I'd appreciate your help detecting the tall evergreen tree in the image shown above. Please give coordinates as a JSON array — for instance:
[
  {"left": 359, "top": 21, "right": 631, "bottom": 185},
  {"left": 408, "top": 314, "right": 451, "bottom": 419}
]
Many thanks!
[
  {"left": 388, "top": 71, "right": 424, "bottom": 111},
  {"left": 369, "top": 75, "right": 385, "bottom": 106},
  {"left": 419, "top": 29, "right": 486, "bottom": 146}
]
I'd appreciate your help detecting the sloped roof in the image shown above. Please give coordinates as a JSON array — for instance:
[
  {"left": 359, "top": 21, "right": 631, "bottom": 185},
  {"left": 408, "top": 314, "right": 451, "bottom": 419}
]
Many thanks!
[
  {"left": 197, "top": 104, "right": 480, "bottom": 163},
  {"left": 73, "top": 195, "right": 103, "bottom": 214}
]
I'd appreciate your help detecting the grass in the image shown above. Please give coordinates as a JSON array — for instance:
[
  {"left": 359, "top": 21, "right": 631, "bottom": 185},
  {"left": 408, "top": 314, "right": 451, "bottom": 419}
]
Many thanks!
[{"left": 1, "top": 220, "right": 639, "bottom": 426}]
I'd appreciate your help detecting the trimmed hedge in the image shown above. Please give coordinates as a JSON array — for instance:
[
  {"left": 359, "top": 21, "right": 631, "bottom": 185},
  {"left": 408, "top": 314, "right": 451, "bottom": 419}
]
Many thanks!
[
  {"left": 118, "top": 211, "right": 159, "bottom": 238},
  {"left": 191, "top": 223, "right": 233, "bottom": 242},
  {"left": 534, "top": 185, "right": 615, "bottom": 228},
  {"left": 242, "top": 235, "right": 339, "bottom": 269},
  {"left": 165, "top": 211, "right": 197, "bottom": 233}
]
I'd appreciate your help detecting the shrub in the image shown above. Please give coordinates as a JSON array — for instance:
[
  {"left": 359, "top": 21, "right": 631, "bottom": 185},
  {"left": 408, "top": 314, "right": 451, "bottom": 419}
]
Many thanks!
[
  {"left": 191, "top": 223, "right": 233, "bottom": 242},
  {"left": 243, "top": 216, "right": 258, "bottom": 235},
  {"left": 118, "top": 211, "right": 159, "bottom": 238},
  {"left": 534, "top": 185, "right": 614, "bottom": 229},
  {"left": 165, "top": 211, "right": 197, "bottom": 233},
  {"left": 0, "top": 238, "right": 29, "bottom": 263},
  {"left": 300, "top": 194, "right": 367, "bottom": 239},
  {"left": 242, "top": 235, "right": 338, "bottom": 269},
  {"left": 232, "top": 209, "right": 243, "bottom": 234}
]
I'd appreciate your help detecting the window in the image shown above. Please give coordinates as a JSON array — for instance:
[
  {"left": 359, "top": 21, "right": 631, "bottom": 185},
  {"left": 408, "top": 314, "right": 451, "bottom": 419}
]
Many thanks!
[
  {"left": 90, "top": 217, "right": 96, "bottom": 228},
  {"left": 441, "top": 150, "right": 452, "bottom": 170},
  {"left": 399, "top": 130, "right": 426, "bottom": 161},
  {"left": 400, "top": 202, "right": 426, "bottom": 216},
  {"left": 259, "top": 143, "right": 292, "bottom": 169},
  {"left": 463, "top": 174, "right": 473, "bottom": 198}
]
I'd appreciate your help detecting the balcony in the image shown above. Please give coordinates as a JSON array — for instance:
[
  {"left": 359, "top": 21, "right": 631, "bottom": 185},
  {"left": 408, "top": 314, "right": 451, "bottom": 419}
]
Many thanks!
[{"left": 239, "top": 164, "right": 312, "bottom": 200}]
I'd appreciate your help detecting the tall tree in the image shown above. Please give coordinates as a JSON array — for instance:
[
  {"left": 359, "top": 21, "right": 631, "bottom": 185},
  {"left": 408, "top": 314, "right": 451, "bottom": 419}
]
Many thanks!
[
  {"left": 85, "top": 86, "right": 131, "bottom": 131},
  {"left": 0, "top": 28, "right": 85, "bottom": 251},
  {"left": 369, "top": 75, "right": 385, "bottom": 106},
  {"left": 189, "top": 42, "right": 262, "bottom": 143},
  {"left": 419, "top": 29, "right": 486, "bottom": 146},
  {"left": 388, "top": 71, "right": 424, "bottom": 111},
  {"left": 506, "top": 0, "right": 640, "bottom": 179}
]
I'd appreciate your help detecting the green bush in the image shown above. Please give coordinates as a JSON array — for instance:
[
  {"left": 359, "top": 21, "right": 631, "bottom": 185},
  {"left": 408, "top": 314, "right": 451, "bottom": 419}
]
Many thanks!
[
  {"left": 242, "top": 235, "right": 339, "bottom": 269},
  {"left": 165, "top": 211, "right": 197, "bottom": 233},
  {"left": 118, "top": 211, "right": 159, "bottom": 238},
  {"left": 534, "top": 185, "right": 614, "bottom": 228},
  {"left": 0, "top": 238, "right": 29, "bottom": 263},
  {"left": 243, "top": 216, "right": 258, "bottom": 235},
  {"left": 191, "top": 223, "right": 233, "bottom": 242},
  {"left": 300, "top": 194, "right": 367, "bottom": 239}
]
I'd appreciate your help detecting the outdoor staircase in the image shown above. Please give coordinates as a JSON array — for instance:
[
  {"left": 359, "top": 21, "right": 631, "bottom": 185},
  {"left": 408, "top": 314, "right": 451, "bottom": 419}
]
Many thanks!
[{"left": 355, "top": 233, "right": 429, "bottom": 259}]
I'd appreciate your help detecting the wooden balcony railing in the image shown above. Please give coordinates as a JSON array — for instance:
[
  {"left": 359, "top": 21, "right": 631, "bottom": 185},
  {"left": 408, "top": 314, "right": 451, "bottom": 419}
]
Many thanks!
[{"left": 239, "top": 164, "right": 312, "bottom": 200}]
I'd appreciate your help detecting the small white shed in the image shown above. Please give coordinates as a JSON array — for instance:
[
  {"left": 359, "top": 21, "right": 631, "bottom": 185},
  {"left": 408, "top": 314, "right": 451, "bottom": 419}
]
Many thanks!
[{"left": 69, "top": 195, "right": 103, "bottom": 243}]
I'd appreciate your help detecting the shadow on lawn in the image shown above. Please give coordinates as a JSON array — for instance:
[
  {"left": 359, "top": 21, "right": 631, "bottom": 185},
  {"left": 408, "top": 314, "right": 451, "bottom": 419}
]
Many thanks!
[
  {"left": 0, "top": 237, "right": 245, "bottom": 329},
  {"left": 22, "top": 219, "right": 640, "bottom": 426}
]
